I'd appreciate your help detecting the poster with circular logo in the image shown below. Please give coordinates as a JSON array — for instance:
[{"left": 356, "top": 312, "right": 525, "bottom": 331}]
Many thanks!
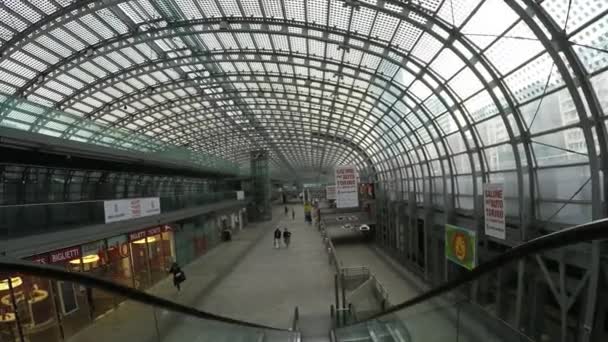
[{"left": 445, "top": 224, "right": 477, "bottom": 270}]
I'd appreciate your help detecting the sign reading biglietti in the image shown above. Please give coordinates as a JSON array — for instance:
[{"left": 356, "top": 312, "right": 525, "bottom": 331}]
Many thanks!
[{"left": 445, "top": 224, "right": 477, "bottom": 270}]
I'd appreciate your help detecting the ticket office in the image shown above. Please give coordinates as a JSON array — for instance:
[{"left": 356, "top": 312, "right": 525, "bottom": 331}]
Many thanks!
[{"left": 0, "top": 225, "right": 175, "bottom": 342}]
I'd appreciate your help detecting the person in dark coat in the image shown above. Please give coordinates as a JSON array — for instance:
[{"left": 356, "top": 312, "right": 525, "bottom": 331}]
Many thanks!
[
  {"left": 283, "top": 227, "right": 292, "bottom": 248},
  {"left": 285, "top": 206, "right": 289, "bottom": 216},
  {"left": 292, "top": 209, "right": 295, "bottom": 220},
  {"left": 274, "top": 227, "right": 282, "bottom": 249},
  {"left": 168, "top": 262, "right": 186, "bottom": 291}
]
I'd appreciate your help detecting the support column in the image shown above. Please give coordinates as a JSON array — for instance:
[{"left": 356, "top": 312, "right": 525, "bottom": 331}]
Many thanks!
[{"left": 250, "top": 150, "right": 271, "bottom": 222}]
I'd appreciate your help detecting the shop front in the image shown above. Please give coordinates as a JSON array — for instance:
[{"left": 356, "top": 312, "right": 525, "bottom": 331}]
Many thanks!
[
  {"left": 1, "top": 208, "right": 249, "bottom": 341},
  {"left": 0, "top": 224, "right": 176, "bottom": 342},
  {"left": 128, "top": 225, "right": 175, "bottom": 289}
]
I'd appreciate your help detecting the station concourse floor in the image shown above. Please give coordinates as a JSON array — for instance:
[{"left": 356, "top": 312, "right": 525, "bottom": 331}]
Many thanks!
[{"left": 68, "top": 205, "right": 334, "bottom": 342}]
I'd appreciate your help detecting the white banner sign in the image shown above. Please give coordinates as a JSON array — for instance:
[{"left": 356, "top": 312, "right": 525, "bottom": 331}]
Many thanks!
[
  {"left": 104, "top": 197, "right": 161, "bottom": 224},
  {"left": 236, "top": 190, "right": 245, "bottom": 200},
  {"left": 326, "top": 185, "right": 336, "bottom": 200},
  {"left": 484, "top": 183, "right": 506, "bottom": 239},
  {"left": 335, "top": 165, "right": 359, "bottom": 208}
]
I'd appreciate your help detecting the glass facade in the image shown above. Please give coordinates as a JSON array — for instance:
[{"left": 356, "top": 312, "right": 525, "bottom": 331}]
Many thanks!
[
  {"left": 0, "top": 1, "right": 606, "bottom": 341},
  {"left": 0, "top": 208, "right": 244, "bottom": 342}
]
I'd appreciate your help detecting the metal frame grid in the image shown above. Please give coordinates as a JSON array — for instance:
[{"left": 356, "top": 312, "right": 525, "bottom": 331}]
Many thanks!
[{"left": 0, "top": 1, "right": 607, "bottom": 340}]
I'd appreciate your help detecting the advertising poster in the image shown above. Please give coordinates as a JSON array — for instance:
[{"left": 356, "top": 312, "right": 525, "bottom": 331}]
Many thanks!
[
  {"left": 445, "top": 224, "right": 477, "bottom": 270},
  {"left": 335, "top": 165, "right": 358, "bottom": 208},
  {"left": 484, "top": 183, "right": 506, "bottom": 239},
  {"left": 104, "top": 197, "right": 161, "bottom": 223}
]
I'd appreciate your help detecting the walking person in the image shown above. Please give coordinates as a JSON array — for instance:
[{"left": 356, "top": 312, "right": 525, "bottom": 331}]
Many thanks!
[
  {"left": 284, "top": 206, "right": 289, "bottom": 216},
  {"left": 168, "top": 262, "right": 186, "bottom": 292},
  {"left": 283, "top": 227, "right": 292, "bottom": 248},
  {"left": 273, "top": 227, "right": 282, "bottom": 249},
  {"left": 292, "top": 208, "right": 295, "bottom": 220}
]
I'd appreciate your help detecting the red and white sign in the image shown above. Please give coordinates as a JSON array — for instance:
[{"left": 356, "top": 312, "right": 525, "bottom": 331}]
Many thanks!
[
  {"left": 128, "top": 230, "right": 147, "bottom": 241},
  {"left": 49, "top": 246, "right": 81, "bottom": 264},
  {"left": 335, "top": 165, "right": 359, "bottom": 208},
  {"left": 104, "top": 197, "right": 161, "bottom": 224},
  {"left": 484, "top": 183, "right": 506, "bottom": 240},
  {"left": 128, "top": 225, "right": 169, "bottom": 241},
  {"left": 326, "top": 185, "right": 337, "bottom": 200}
]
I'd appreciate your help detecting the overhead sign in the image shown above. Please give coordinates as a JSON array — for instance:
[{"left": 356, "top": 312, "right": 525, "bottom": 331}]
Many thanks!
[
  {"left": 104, "top": 197, "right": 161, "bottom": 224},
  {"left": 335, "top": 165, "right": 358, "bottom": 208},
  {"left": 484, "top": 183, "right": 506, "bottom": 240},
  {"left": 326, "top": 185, "right": 336, "bottom": 200},
  {"left": 445, "top": 224, "right": 477, "bottom": 270}
]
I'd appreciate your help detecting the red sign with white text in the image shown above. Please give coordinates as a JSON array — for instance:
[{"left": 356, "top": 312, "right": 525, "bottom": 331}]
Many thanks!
[{"left": 49, "top": 246, "right": 81, "bottom": 264}]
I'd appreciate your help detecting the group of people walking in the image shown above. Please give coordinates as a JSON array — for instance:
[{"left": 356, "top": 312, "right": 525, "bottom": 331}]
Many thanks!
[{"left": 274, "top": 227, "right": 291, "bottom": 249}]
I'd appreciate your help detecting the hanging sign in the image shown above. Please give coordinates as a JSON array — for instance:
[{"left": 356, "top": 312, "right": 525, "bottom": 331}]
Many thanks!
[
  {"left": 335, "top": 165, "right": 359, "bottom": 208},
  {"left": 445, "top": 224, "right": 477, "bottom": 270},
  {"left": 104, "top": 197, "right": 161, "bottom": 224},
  {"left": 483, "top": 183, "right": 506, "bottom": 240},
  {"left": 326, "top": 185, "right": 337, "bottom": 200}
]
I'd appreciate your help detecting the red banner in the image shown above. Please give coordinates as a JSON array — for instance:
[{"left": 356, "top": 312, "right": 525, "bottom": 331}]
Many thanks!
[{"left": 49, "top": 246, "right": 81, "bottom": 264}]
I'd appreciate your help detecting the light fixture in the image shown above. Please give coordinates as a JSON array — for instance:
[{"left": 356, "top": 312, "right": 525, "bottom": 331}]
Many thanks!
[
  {"left": 132, "top": 236, "right": 157, "bottom": 244},
  {"left": 0, "top": 277, "right": 23, "bottom": 291},
  {"left": 69, "top": 254, "right": 100, "bottom": 265}
]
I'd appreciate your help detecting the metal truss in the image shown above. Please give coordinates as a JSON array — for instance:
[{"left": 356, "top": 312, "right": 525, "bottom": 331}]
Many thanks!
[{"left": 0, "top": 1, "right": 607, "bottom": 340}]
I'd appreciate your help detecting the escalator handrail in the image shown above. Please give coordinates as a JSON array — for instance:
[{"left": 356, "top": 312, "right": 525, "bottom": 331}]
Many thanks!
[
  {"left": 363, "top": 217, "right": 608, "bottom": 322},
  {"left": 0, "top": 257, "right": 288, "bottom": 331}
]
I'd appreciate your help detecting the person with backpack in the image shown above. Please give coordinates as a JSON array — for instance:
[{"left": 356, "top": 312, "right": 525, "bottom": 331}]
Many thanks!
[
  {"left": 273, "top": 227, "right": 282, "bottom": 249},
  {"left": 168, "top": 262, "right": 186, "bottom": 291},
  {"left": 283, "top": 227, "right": 292, "bottom": 248}
]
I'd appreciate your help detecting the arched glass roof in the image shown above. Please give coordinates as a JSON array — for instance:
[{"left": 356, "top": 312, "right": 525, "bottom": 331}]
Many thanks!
[{"left": 0, "top": 0, "right": 607, "bottom": 225}]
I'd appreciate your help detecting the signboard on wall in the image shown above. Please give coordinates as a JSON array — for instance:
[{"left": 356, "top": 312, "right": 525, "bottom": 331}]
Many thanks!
[
  {"left": 445, "top": 224, "right": 477, "bottom": 270},
  {"left": 326, "top": 185, "right": 336, "bottom": 200},
  {"left": 49, "top": 246, "right": 82, "bottom": 264},
  {"left": 104, "top": 197, "right": 161, "bottom": 223},
  {"left": 335, "top": 165, "right": 359, "bottom": 208},
  {"left": 236, "top": 191, "right": 245, "bottom": 200},
  {"left": 483, "top": 183, "right": 506, "bottom": 240}
]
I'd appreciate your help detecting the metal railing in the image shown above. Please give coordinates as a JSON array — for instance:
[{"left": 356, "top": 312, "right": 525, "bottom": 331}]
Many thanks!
[
  {"left": 291, "top": 306, "right": 300, "bottom": 332},
  {"left": 0, "top": 191, "right": 241, "bottom": 238}
]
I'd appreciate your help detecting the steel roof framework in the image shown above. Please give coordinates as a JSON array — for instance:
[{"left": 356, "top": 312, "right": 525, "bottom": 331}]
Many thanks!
[{"left": 0, "top": 0, "right": 604, "bottom": 225}]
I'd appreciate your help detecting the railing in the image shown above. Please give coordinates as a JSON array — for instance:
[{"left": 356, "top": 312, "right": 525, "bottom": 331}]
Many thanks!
[
  {"left": 333, "top": 218, "right": 608, "bottom": 341},
  {"left": 0, "top": 192, "right": 242, "bottom": 238},
  {"left": 291, "top": 306, "right": 299, "bottom": 332},
  {"left": 320, "top": 223, "right": 341, "bottom": 273}
]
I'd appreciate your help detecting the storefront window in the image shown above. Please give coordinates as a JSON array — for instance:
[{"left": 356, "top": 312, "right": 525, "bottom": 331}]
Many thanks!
[
  {"left": 148, "top": 226, "right": 175, "bottom": 284},
  {"left": 128, "top": 230, "right": 151, "bottom": 290},
  {"left": 175, "top": 222, "right": 195, "bottom": 265},
  {"left": 46, "top": 246, "right": 92, "bottom": 340},
  {"left": 9, "top": 265, "right": 62, "bottom": 342},
  {"left": 129, "top": 226, "right": 176, "bottom": 289},
  {"left": 106, "top": 235, "right": 134, "bottom": 289},
  {"left": 80, "top": 240, "right": 114, "bottom": 320},
  {"left": 0, "top": 274, "right": 26, "bottom": 342}
]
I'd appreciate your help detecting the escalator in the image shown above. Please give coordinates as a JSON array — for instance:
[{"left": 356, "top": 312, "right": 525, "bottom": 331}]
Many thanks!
[{"left": 0, "top": 218, "right": 606, "bottom": 342}]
